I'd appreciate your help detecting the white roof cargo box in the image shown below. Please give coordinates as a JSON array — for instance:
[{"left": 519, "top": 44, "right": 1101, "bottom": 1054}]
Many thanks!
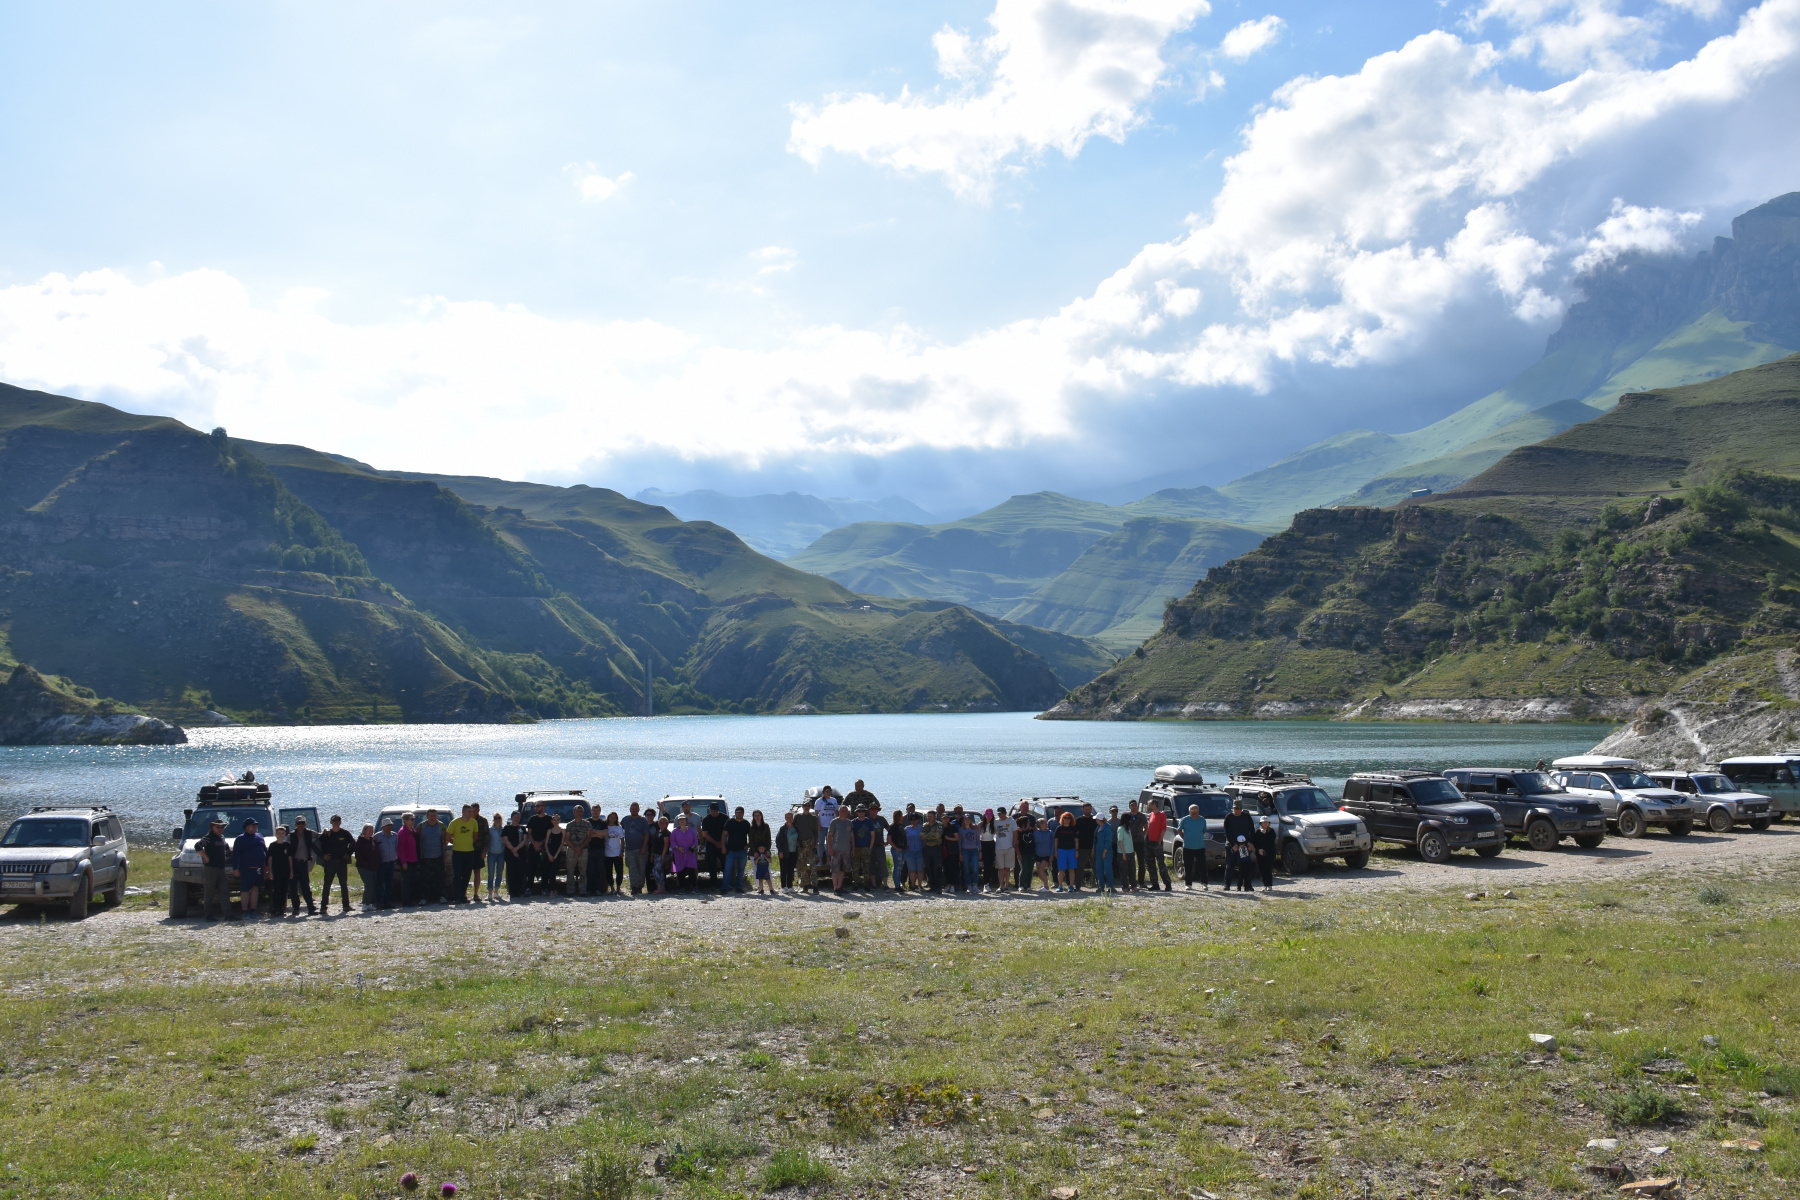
[
  {"left": 1153, "top": 764, "right": 1206, "bottom": 783},
  {"left": 1552, "top": 755, "right": 1641, "bottom": 770}
]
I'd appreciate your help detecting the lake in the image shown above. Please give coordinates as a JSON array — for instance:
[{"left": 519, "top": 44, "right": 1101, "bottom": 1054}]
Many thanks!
[{"left": 0, "top": 713, "right": 1610, "bottom": 838}]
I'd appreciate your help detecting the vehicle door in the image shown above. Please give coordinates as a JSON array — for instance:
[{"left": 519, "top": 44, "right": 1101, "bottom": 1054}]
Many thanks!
[
  {"left": 89, "top": 817, "right": 120, "bottom": 886},
  {"left": 1342, "top": 780, "right": 1377, "bottom": 835},
  {"left": 1489, "top": 774, "right": 1528, "bottom": 832},
  {"left": 1362, "top": 783, "right": 1395, "bottom": 839},
  {"left": 1385, "top": 784, "right": 1421, "bottom": 840},
  {"left": 1571, "top": 773, "right": 1617, "bottom": 819}
]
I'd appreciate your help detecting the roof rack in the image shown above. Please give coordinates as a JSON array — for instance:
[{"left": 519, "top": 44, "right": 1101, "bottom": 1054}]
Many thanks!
[
  {"left": 27, "top": 803, "right": 115, "bottom": 814},
  {"left": 1228, "top": 765, "right": 1314, "bottom": 785},
  {"left": 1349, "top": 768, "right": 1443, "bottom": 780},
  {"left": 515, "top": 788, "right": 587, "bottom": 802}
]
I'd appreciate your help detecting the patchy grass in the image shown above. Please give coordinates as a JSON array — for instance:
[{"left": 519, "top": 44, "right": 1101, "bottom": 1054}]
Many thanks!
[{"left": 3, "top": 868, "right": 1800, "bottom": 1198}]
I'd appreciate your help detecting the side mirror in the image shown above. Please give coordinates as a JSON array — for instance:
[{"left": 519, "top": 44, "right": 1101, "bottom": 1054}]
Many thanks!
[
  {"left": 93, "top": 834, "right": 107, "bottom": 846},
  {"left": 173, "top": 827, "right": 185, "bottom": 842}
]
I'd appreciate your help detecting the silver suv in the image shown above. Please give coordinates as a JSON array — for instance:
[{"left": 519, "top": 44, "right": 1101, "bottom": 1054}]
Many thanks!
[
  {"left": 1551, "top": 756, "right": 1693, "bottom": 838},
  {"left": 1224, "top": 768, "right": 1371, "bottom": 872},
  {"left": 1649, "top": 771, "right": 1772, "bottom": 832},
  {"left": 0, "top": 805, "right": 129, "bottom": 918}
]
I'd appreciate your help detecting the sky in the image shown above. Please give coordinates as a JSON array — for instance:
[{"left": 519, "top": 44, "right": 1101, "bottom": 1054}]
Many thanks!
[{"left": 0, "top": 0, "right": 1796, "bottom": 513}]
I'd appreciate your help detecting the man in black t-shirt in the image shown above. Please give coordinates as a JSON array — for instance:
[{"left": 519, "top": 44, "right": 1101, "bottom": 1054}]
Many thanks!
[
  {"left": 722, "top": 806, "right": 751, "bottom": 893},
  {"left": 700, "top": 805, "right": 728, "bottom": 884},
  {"left": 1074, "top": 804, "right": 1098, "bottom": 889},
  {"left": 526, "top": 803, "right": 552, "bottom": 895}
]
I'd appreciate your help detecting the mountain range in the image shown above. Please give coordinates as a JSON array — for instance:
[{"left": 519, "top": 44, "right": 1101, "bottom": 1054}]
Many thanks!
[
  {"left": 783, "top": 193, "right": 1800, "bottom": 648},
  {"left": 634, "top": 489, "right": 942, "bottom": 559},
  {"left": 0, "top": 387, "right": 1112, "bottom": 726}
]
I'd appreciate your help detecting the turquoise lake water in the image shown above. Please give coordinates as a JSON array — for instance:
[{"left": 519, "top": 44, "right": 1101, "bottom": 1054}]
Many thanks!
[{"left": 0, "top": 713, "right": 1611, "bottom": 838}]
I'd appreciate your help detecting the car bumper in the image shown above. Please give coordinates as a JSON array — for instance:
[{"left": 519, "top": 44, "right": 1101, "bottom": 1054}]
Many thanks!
[
  {"left": 1556, "top": 818, "right": 1606, "bottom": 832},
  {"left": 1448, "top": 828, "right": 1503, "bottom": 846},
  {"left": 1640, "top": 810, "right": 1692, "bottom": 825},
  {"left": 0, "top": 871, "right": 85, "bottom": 900},
  {"left": 1301, "top": 833, "right": 1371, "bottom": 856}
]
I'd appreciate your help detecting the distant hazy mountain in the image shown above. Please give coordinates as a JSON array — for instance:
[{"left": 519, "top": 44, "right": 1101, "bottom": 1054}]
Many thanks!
[
  {"left": 786, "top": 491, "right": 1272, "bottom": 650},
  {"left": 635, "top": 488, "right": 939, "bottom": 558}
]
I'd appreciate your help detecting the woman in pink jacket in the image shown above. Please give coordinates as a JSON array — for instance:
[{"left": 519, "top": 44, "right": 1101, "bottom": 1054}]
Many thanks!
[
  {"left": 668, "top": 815, "right": 699, "bottom": 893},
  {"left": 396, "top": 813, "right": 420, "bottom": 906}
]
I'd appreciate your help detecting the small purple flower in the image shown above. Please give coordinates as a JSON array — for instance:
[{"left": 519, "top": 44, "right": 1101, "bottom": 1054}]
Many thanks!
[
  {"left": 440, "top": 1185, "right": 458, "bottom": 1198},
  {"left": 400, "top": 1171, "right": 419, "bottom": 1191}
]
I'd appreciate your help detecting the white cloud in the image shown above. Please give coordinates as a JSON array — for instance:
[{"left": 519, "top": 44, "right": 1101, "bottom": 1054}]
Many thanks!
[
  {"left": 751, "top": 245, "right": 798, "bottom": 275},
  {"left": 1219, "top": 15, "right": 1285, "bottom": 61},
  {"left": 1466, "top": 0, "right": 1731, "bottom": 74},
  {"left": 788, "top": 0, "right": 1210, "bottom": 199},
  {"left": 566, "top": 164, "right": 634, "bottom": 202},
  {"left": 1, "top": 1, "right": 1797, "bottom": 486}
]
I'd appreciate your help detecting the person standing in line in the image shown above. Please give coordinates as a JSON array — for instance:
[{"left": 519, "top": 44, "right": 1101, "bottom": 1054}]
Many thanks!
[
  {"left": 354, "top": 823, "right": 381, "bottom": 912},
  {"left": 777, "top": 811, "right": 800, "bottom": 891},
  {"left": 866, "top": 806, "right": 889, "bottom": 891},
  {"left": 752, "top": 839, "right": 772, "bottom": 894},
  {"left": 1112, "top": 806, "right": 1135, "bottom": 892},
  {"left": 396, "top": 813, "right": 419, "bottom": 906},
  {"left": 669, "top": 815, "right": 699, "bottom": 892},
  {"left": 526, "top": 802, "right": 552, "bottom": 895},
  {"left": 1179, "top": 803, "right": 1210, "bottom": 890},
  {"left": 501, "top": 811, "right": 528, "bottom": 900},
  {"left": 979, "top": 810, "right": 999, "bottom": 891},
  {"left": 1073, "top": 804, "right": 1098, "bottom": 890},
  {"left": 1121, "top": 801, "right": 1148, "bottom": 890},
  {"left": 845, "top": 779, "right": 878, "bottom": 815},
  {"left": 889, "top": 809, "right": 909, "bottom": 891},
  {"left": 647, "top": 816, "right": 670, "bottom": 894},
  {"left": 720, "top": 805, "right": 748, "bottom": 892},
  {"left": 1229, "top": 835, "right": 1257, "bottom": 892},
  {"left": 468, "top": 804, "right": 489, "bottom": 901},
  {"left": 1094, "top": 811, "right": 1116, "bottom": 895},
  {"left": 919, "top": 810, "right": 944, "bottom": 893},
  {"left": 1252, "top": 816, "right": 1279, "bottom": 893},
  {"left": 563, "top": 804, "right": 593, "bottom": 896},
  {"left": 601, "top": 812, "right": 624, "bottom": 894},
  {"left": 1053, "top": 812, "right": 1080, "bottom": 893},
  {"left": 992, "top": 806, "right": 1017, "bottom": 891},
  {"left": 266, "top": 825, "right": 294, "bottom": 917},
  {"left": 903, "top": 814, "right": 925, "bottom": 891},
  {"left": 1033, "top": 816, "right": 1057, "bottom": 891},
  {"left": 957, "top": 811, "right": 982, "bottom": 895},
  {"left": 793, "top": 800, "right": 821, "bottom": 894},
  {"left": 1221, "top": 797, "right": 1255, "bottom": 850},
  {"left": 826, "top": 805, "right": 856, "bottom": 895},
  {"left": 541, "top": 815, "right": 565, "bottom": 895},
  {"left": 319, "top": 815, "right": 355, "bottom": 915},
  {"left": 197, "top": 815, "right": 230, "bottom": 920},
  {"left": 373, "top": 819, "right": 399, "bottom": 909},
  {"left": 1143, "top": 801, "right": 1172, "bottom": 892},
  {"left": 288, "top": 815, "right": 318, "bottom": 916},
  {"left": 414, "top": 809, "right": 446, "bottom": 905},
  {"left": 816, "top": 786, "right": 841, "bottom": 832},
  {"left": 448, "top": 804, "right": 481, "bottom": 903},
  {"left": 622, "top": 802, "right": 651, "bottom": 895},
  {"left": 748, "top": 811, "right": 772, "bottom": 891},
  {"left": 485, "top": 810, "right": 506, "bottom": 902},
  {"left": 1014, "top": 813, "right": 1036, "bottom": 892},
  {"left": 849, "top": 806, "right": 874, "bottom": 890},
  {"left": 234, "top": 817, "right": 268, "bottom": 918}
]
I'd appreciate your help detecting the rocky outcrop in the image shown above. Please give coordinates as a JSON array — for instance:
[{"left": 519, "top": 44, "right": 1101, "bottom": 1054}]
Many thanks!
[
  {"left": 1340, "top": 695, "right": 1642, "bottom": 723},
  {"left": 1588, "top": 645, "right": 1800, "bottom": 767},
  {"left": 0, "top": 664, "right": 187, "bottom": 745}
]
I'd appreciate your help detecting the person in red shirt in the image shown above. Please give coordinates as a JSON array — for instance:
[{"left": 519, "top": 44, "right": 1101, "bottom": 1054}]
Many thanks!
[{"left": 1143, "top": 802, "right": 1172, "bottom": 892}]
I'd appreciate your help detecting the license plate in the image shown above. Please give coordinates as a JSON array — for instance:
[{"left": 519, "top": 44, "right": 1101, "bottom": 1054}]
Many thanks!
[
  {"left": 1336, "top": 838, "right": 1355, "bottom": 847},
  {"left": 1477, "top": 831, "right": 1496, "bottom": 838},
  {"left": 1585, "top": 820, "right": 1604, "bottom": 828}
]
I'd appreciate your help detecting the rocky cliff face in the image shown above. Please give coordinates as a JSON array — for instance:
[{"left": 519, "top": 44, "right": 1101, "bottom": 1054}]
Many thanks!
[
  {"left": 0, "top": 664, "right": 186, "bottom": 745},
  {"left": 1589, "top": 644, "right": 1800, "bottom": 767}
]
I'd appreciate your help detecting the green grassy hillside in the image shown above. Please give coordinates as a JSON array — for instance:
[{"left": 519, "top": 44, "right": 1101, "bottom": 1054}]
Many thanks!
[{"left": 1049, "top": 355, "right": 1800, "bottom": 720}]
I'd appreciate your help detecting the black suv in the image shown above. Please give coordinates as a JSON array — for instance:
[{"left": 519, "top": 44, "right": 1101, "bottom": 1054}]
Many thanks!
[
  {"left": 1340, "top": 770, "right": 1504, "bottom": 863},
  {"left": 1441, "top": 768, "right": 1607, "bottom": 850}
]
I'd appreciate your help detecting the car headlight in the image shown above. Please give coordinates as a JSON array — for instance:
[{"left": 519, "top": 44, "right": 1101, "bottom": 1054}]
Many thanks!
[
  {"left": 1557, "top": 805, "right": 1581, "bottom": 814},
  {"left": 51, "top": 860, "right": 76, "bottom": 873},
  {"left": 1445, "top": 815, "right": 1468, "bottom": 825}
]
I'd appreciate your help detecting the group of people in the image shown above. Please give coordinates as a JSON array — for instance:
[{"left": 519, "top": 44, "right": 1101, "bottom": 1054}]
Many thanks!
[{"left": 187, "top": 779, "right": 1288, "bottom": 919}]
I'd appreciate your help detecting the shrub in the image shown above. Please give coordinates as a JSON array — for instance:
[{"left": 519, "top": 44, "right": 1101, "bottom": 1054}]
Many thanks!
[
  {"left": 758, "top": 1149, "right": 835, "bottom": 1191},
  {"left": 569, "top": 1146, "right": 634, "bottom": 1200},
  {"left": 1697, "top": 885, "right": 1733, "bottom": 906},
  {"left": 1600, "top": 1084, "right": 1683, "bottom": 1125}
]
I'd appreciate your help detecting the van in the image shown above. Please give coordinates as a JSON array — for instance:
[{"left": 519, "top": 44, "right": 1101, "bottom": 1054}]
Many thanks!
[{"left": 1716, "top": 756, "right": 1799, "bottom": 819}]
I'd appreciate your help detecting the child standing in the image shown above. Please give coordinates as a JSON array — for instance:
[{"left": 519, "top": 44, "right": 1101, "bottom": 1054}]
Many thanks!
[{"left": 753, "top": 846, "right": 773, "bottom": 895}]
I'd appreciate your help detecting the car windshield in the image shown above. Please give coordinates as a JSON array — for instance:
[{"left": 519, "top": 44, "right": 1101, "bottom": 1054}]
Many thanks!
[
  {"left": 1601, "top": 770, "right": 1657, "bottom": 790},
  {"left": 1277, "top": 788, "right": 1338, "bottom": 814},
  {"left": 1407, "top": 779, "right": 1464, "bottom": 804},
  {"left": 1511, "top": 771, "right": 1564, "bottom": 795},
  {"left": 1693, "top": 774, "right": 1735, "bottom": 794},
  {"left": 185, "top": 808, "right": 270, "bottom": 838},
  {"left": 1179, "top": 793, "right": 1232, "bottom": 818},
  {"left": 2, "top": 818, "right": 90, "bottom": 847},
  {"left": 660, "top": 800, "right": 723, "bottom": 820}
]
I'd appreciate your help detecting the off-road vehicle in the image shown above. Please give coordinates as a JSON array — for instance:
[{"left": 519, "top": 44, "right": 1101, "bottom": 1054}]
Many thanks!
[
  {"left": 1224, "top": 766, "right": 1371, "bottom": 873},
  {"left": 1138, "top": 766, "right": 1229, "bottom": 872},
  {"left": 1441, "top": 768, "right": 1607, "bottom": 850},
  {"left": 1648, "top": 770, "right": 1773, "bottom": 832},
  {"left": 1340, "top": 770, "right": 1504, "bottom": 863},
  {"left": 1550, "top": 757, "right": 1694, "bottom": 838},
  {"left": 0, "top": 805, "right": 129, "bottom": 918},
  {"left": 169, "top": 776, "right": 320, "bottom": 917},
  {"left": 514, "top": 789, "right": 599, "bottom": 822},
  {"left": 1717, "top": 756, "right": 1799, "bottom": 820}
]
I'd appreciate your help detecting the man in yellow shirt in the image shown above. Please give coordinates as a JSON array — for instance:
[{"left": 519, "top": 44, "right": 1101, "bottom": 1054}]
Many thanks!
[{"left": 447, "top": 806, "right": 481, "bottom": 903}]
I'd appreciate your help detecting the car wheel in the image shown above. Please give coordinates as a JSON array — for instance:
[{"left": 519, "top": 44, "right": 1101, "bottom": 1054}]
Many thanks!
[
  {"left": 1707, "top": 807, "right": 1733, "bottom": 833},
  {"left": 1574, "top": 834, "right": 1605, "bottom": 849},
  {"left": 169, "top": 880, "right": 190, "bottom": 918},
  {"left": 1668, "top": 821, "right": 1692, "bottom": 837},
  {"left": 1616, "top": 808, "right": 1645, "bottom": 838},
  {"left": 106, "top": 863, "right": 127, "bottom": 905},
  {"left": 1526, "top": 819, "right": 1558, "bottom": 852},
  {"left": 1342, "top": 850, "right": 1369, "bottom": 870},
  {"left": 68, "top": 874, "right": 90, "bottom": 920},
  {"left": 1417, "top": 830, "right": 1449, "bottom": 864},
  {"left": 1476, "top": 843, "right": 1504, "bottom": 858},
  {"left": 1280, "top": 840, "right": 1310, "bottom": 875},
  {"left": 1751, "top": 818, "right": 1772, "bottom": 831}
]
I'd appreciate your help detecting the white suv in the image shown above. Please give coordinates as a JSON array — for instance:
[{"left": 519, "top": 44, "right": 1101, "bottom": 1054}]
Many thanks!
[
  {"left": 1649, "top": 771, "right": 1773, "bottom": 832},
  {"left": 1551, "top": 756, "right": 1694, "bottom": 838},
  {"left": 0, "top": 805, "right": 129, "bottom": 918}
]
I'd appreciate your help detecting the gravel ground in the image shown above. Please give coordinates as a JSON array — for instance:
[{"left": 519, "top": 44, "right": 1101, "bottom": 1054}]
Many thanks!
[{"left": 5, "top": 820, "right": 1794, "bottom": 981}]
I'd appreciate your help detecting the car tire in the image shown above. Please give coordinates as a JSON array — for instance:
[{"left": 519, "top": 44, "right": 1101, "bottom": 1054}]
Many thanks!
[
  {"left": 1526, "top": 819, "right": 1558, "bottom": 851},
  {"left": 1342, "top": 850, "right": 1369, "bottom": 870},
  {"left": 1476, "top": 843, "right": 1504, "bottom": 858},
  {"left": 169, "top": 880, "right": 190, "bottom": 919},
  {"left": 1417, "top": 829, "right": 1449, "bottom": 864},
  {"left": 1707, "top": 807, "right": 1733, "bottom": 833},
  {"left": 1616, "top": 808, "right": 1645, "bottom": 838},
  {"left": 1574, "top": 834, "right": 1605, "bottom": 849},
  {"left": 106, "top": 863, "right": 127, "bottom": 905},
  {"left": 1668, "top": 821, "right": 1692, "bottom": 837},
  {"left": 1280, "top": 841, "right": 1310, "bottom": 875},
  {"left": 68, "top": 874, "right": 90, "bottom": 920},
  {"left": 1751, "top": 818, "right": 1772, "bottom": 831}
]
